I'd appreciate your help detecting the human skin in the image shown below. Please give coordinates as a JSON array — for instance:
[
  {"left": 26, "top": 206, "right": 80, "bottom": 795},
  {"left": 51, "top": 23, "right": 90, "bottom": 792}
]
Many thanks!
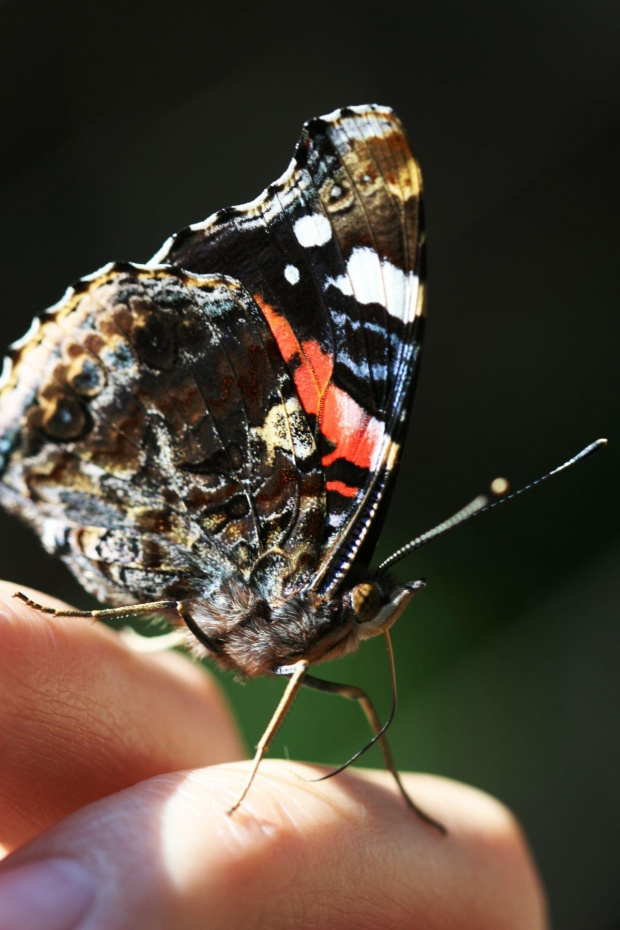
[{"left": 0, "top": 584, "right": 548, "bottom": 929}]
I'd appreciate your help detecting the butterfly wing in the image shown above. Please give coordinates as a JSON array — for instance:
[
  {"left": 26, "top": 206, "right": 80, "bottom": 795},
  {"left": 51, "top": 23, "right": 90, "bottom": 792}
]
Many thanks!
[
  {"left": 0, "top": 265, "right": 325, "bottom": 605},
  {"left": 152, "top": 105, "right": 425, "bottom": 597},
  {"left": 0, "top": 105, "right": 423, "bottom": 609}
]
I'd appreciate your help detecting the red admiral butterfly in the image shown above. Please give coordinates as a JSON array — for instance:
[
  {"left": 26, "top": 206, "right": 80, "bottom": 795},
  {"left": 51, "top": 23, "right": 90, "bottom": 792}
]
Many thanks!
[{"left": 0, "top": 105, "right": 604, "bottom": 831}]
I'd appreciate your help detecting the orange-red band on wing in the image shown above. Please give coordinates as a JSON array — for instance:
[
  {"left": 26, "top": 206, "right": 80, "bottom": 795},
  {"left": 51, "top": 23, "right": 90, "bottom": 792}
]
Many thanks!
[
  {"left": 325, "top": 480, "right": 359, "bottom": 498},
  {"left": 258, "top": 298, "right": 385, "bottom": 479}
]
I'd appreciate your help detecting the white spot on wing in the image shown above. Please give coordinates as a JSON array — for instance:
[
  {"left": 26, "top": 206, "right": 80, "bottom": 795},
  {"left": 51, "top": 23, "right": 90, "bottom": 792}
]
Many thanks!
[
  {"left": 0, "top": 356, "right": 12, "bottom": 390},
  {"left": 284, "top": 264, "right": 300, "bottom": 285},
  {"left": 10, "top": 316, "right": 41, "bottom": 351},
  {"left": 41, "top": 519, "right": 67, "bottom": 555},
  {"left": 327, "top": 511, "right": 346, "bottom": 529},
  {"left": 293, "top": 213, "right": 332, "bottom": 248},
  {"left": 325, "top": 246, "right": 419, "bottom": 321},
  {"left": 328, "top": 275, "right": 353, "bottom": 297}
]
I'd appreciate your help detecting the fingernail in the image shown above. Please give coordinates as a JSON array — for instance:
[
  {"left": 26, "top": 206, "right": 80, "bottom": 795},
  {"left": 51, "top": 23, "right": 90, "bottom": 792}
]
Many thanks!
[{"left": 0, "top": 858, "right": 95, "bottom": 930}]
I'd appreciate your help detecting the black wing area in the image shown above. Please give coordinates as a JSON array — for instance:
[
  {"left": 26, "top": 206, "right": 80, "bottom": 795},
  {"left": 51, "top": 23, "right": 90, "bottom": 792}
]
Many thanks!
[{"left": 151, "top": 104, "right": 426, "bottom": 596}]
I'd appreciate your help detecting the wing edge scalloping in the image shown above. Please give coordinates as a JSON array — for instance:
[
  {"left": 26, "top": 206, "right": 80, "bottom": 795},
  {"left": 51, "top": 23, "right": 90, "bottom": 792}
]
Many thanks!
[
  {"left": 0, "top": 265, "right": 276, "bottom": 568},
  {"left": 146, "top": 105, "right": 400, "bottom": 268}
]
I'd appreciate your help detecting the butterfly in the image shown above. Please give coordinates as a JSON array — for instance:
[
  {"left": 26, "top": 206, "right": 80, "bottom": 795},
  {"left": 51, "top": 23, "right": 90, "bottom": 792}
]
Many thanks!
[{"left": 0, "top": 103, "right": 603, "bottom": 830}]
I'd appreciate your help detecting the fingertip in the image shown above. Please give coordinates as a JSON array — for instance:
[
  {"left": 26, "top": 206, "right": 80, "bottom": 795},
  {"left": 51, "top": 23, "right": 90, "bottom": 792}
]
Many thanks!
[
  {"left": 0, "top": 764, "right": 548, "bottom": 929},
  {"left": 0, "top": 582, "right": 244, "bottom": 849},
  {"left": 392, "top": 775, "right": 549, "bottom": 929}
]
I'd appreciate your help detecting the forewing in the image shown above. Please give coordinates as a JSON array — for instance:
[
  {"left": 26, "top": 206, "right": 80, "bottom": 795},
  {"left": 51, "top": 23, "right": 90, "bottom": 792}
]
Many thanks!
[
  {"left": 0, "top": 265, "right": 324, "bottom": 605},
  {"left": 152, "top": 104, "right": 425, "bottom": 596}
]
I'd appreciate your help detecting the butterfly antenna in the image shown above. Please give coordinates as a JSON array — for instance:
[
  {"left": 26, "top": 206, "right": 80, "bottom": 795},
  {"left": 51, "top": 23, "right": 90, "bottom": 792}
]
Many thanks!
[{"left": 378, "top": 438, "right": 607, "bottom": 573}]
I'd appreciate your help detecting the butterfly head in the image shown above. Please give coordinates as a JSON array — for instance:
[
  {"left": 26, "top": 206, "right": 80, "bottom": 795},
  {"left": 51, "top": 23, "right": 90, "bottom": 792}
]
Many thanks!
[
  {"left": 345, "top": 577, "right": 426, "bottom": 641},
  {"left": 273, "top": 575, "right": 426, "bottom": 666}
]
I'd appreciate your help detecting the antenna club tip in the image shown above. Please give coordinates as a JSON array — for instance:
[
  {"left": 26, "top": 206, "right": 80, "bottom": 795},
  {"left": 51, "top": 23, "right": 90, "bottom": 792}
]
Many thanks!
[
  {"left": 580, "top": 438, "right": 608, "bottom": 459},
  {"left": 490, "top": 477, "right": 509, "bottom": 496}
]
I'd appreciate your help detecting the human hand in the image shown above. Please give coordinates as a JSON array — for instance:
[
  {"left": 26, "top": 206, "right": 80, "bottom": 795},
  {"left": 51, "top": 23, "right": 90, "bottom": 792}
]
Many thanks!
[{"left": 0, "top": 584, "right": 547, "bottom": 929}]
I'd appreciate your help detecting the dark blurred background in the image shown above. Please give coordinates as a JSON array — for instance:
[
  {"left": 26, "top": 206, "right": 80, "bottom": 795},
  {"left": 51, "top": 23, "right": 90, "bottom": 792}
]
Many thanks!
[{"left": 1, "top": 0, "right": 618, "bottom": 925}]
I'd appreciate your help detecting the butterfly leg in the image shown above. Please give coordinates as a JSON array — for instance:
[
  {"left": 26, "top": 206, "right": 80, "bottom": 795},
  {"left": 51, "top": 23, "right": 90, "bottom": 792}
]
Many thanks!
[
  {"left": 13, "top": 591, "right": 180, "bottom": 622},
  {"left": 302, "top": 674, "right": 446, "bottom": 834},
  {"left": 228, "top": 659, "right": 309, "bottom": 815},
  {"left": 14, "top": 592, "right": 193, "bottom": 654}
]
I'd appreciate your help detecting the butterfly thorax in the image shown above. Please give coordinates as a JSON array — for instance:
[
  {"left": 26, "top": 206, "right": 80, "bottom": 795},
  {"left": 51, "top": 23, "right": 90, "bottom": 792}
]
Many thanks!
[{"left": 182, "top": 574, "right": 424, "bottom": 678}]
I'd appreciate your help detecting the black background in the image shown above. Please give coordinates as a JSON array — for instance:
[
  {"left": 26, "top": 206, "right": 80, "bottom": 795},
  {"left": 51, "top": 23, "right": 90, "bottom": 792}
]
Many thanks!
[{"left": 1, "top": 1, "right": 619, "bottom": 925}]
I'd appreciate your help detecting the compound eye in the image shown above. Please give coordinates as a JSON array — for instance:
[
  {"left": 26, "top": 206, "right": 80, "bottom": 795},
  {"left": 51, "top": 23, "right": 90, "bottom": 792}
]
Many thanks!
[{"left": 351, "top": 582, "right": 382, "bottom": 624}]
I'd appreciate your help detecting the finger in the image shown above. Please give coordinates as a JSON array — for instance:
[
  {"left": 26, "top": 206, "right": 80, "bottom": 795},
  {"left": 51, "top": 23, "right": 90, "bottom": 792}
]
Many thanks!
[
  {"left": 0, "top": 763, "right": 548, "bottom": 930},
  {"left": 0, "top": 583, "right": 243, "bottom": 851}
]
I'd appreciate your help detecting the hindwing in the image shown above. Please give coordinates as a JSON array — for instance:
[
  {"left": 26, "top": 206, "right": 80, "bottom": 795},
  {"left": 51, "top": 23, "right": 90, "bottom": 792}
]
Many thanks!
[{"left": 0, "top": 266, "right": 325, "bottom": 604}]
